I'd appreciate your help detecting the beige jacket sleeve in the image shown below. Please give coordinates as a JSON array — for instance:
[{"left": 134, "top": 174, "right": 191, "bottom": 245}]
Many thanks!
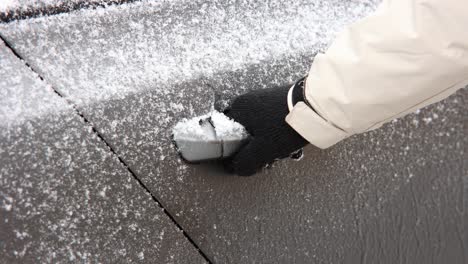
[{"left": 286, "top": 0, "right": 468, "bottom": 149}]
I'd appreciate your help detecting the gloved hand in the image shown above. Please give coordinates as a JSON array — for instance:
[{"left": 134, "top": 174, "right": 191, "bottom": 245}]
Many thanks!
[{"left": 223, "top": 77, "right": 309, "bottom": 176}]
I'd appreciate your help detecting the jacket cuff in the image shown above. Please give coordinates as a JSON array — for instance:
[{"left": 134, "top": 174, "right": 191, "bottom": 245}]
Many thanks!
[{"left": 285, "top": 102, "right": 349, "bottom": 149}]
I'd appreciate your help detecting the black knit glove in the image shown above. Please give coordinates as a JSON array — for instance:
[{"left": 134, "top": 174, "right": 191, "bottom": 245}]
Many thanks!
[{"left": 223, "top": 78, "right": 309, "bottom": 176}]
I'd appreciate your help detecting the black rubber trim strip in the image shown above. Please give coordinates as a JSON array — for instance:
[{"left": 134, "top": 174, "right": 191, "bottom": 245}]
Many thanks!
[{"left": 0, "top": 0, "right": 141, "bottom": 23}]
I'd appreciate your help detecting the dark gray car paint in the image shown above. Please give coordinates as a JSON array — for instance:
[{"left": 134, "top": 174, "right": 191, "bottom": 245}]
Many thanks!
[
  {"left": 0, "top": 41, "right": 206, "bottom": 263},
  {"left": 0, "top": 0, "right": 466, "bottom": 263}
]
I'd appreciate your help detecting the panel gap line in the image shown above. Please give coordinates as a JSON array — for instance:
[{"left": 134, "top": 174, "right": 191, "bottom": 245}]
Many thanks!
[{"left": 0, "top": 34, "right": 213, "bottom": 264}]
